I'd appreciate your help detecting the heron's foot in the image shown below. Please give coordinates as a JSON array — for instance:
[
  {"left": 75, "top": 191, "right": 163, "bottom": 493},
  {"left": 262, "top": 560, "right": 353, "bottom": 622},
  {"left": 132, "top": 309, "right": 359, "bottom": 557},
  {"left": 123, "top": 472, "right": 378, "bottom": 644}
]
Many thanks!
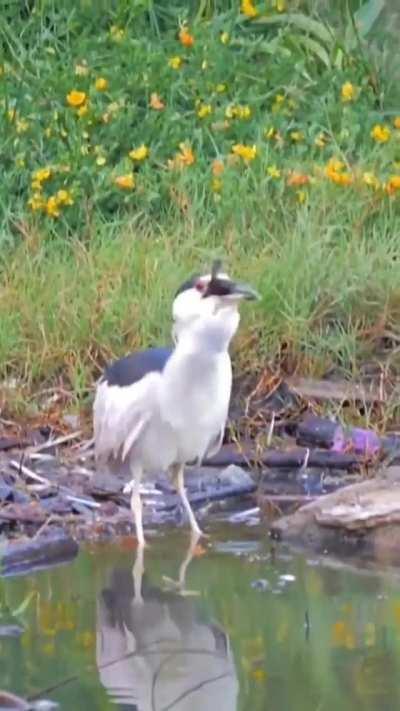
[{"left": 123, "top": 480, "right": 134, "bottom": 495}]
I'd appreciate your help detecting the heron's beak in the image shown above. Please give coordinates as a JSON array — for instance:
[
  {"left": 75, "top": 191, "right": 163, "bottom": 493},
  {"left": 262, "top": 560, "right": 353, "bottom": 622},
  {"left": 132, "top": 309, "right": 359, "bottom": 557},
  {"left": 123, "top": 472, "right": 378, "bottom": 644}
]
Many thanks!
[{"left": 228, "top": 281, "right": 260, "bottom": 301}]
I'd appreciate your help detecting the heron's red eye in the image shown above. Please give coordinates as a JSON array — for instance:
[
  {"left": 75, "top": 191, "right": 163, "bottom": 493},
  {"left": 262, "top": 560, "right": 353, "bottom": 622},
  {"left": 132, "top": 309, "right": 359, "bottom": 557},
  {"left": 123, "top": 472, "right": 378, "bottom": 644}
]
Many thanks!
[{"left": 195, "top": 280, "right": 206, "bottom": 292}]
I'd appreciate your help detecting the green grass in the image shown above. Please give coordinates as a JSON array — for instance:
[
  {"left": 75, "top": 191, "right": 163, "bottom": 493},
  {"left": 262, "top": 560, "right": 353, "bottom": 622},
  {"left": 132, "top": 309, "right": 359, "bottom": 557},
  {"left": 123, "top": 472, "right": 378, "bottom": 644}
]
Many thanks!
[{"left": 1, "top": 0, "right": 400, "bottom": 417}]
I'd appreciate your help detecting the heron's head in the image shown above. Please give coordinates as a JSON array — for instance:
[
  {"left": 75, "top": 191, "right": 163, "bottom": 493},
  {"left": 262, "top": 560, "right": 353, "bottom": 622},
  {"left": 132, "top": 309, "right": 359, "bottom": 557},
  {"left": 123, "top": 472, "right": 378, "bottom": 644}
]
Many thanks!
[{"left": 172, "top": 261, "right": 259, "bottom": 345}]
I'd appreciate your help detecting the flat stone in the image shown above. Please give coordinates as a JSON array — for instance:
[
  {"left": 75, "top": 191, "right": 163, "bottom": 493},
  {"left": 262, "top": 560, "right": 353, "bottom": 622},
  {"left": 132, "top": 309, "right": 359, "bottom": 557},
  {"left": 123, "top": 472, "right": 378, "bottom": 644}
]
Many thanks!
[
  {"left": 0, "top": 624, "right": 24, "bottom": 637},
  {"left": 217, "top": 465, "right": 254, "bottom": 488}
]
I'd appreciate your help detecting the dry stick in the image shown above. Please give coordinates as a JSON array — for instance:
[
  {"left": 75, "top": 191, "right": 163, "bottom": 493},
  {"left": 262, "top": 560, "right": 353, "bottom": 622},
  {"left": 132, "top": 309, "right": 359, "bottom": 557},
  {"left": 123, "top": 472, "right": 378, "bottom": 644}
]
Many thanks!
[
  {"left": 9, "top": 459, "right": 100, "bottom": 509},
  {"left": 28, "top": 430, "right": 82, "bottom": 453}
]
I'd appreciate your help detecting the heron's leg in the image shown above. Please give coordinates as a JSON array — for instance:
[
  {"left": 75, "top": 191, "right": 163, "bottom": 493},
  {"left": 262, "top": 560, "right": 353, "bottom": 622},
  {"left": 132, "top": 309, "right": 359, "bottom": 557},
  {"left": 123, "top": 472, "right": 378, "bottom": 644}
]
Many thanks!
[
  {"left": 178, "top": 530, "right": 201, "bottom": 586},
  {"left": 170, "top": 463, "right": 203, "bottom": 537},
  {"left": 163, "top": 529, "right": 202, "bottom": 595},
  {"left": 124, "top": 462, "right": 145, "bottom": 547},
  {"left": 132, "top": 544, "right": 144, "bottom": 605}
]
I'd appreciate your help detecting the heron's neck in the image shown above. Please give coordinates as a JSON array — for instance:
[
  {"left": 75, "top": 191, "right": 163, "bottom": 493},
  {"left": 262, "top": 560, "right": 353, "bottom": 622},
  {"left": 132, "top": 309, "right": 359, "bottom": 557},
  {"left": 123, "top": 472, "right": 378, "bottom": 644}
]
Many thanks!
[{"left": 176, "top": 307, "right": 240, "bottom": 356}]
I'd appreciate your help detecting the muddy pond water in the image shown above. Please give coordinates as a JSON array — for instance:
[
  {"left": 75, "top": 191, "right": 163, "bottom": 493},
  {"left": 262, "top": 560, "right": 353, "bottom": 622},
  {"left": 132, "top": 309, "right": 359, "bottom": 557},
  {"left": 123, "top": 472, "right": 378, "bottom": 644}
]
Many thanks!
[{"left": 1, "top": 522, "right": 400, "bottom": 710}]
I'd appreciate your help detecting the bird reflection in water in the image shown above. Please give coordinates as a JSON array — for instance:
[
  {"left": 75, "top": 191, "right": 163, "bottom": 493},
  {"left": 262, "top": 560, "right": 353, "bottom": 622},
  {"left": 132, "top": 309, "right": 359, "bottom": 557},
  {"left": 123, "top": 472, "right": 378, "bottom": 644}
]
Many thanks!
[{"left": 96, "top": 537, "right": 238, "bottom": 710}]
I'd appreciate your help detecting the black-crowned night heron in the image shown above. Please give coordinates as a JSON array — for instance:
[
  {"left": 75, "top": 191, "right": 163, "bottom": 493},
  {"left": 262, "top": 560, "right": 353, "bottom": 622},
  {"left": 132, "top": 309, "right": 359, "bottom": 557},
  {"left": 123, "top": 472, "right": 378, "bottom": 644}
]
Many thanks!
[{"left": 93, "top": 261, "right": 259, "bottom": 546}]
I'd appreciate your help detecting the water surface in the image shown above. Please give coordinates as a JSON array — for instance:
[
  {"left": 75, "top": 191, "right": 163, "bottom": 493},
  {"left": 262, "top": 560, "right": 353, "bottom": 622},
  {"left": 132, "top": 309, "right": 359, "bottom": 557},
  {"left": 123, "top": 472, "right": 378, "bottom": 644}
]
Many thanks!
[{"left": 1, "top": 524, "right": 400, "bottom": 710}]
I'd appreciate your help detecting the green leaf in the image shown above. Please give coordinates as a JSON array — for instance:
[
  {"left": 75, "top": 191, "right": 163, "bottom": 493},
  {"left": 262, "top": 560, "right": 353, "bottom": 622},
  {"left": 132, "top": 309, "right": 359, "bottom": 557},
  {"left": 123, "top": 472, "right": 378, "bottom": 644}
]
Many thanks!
[
  {"left": 254, "top": 13, "right": 333, "bottom": 48},
  {"left": 354, "top": 0, "right": 385, "bottom": 38},
  {"left": 12, "top": 591, "right": 37, "bottom": 618}
]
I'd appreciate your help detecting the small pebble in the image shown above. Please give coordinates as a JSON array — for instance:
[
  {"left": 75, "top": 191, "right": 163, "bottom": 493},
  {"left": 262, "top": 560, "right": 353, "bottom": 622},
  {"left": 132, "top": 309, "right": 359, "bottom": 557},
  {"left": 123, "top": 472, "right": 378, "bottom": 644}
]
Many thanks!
[
  {"left": 251, "top": 579, "right": 270, "bottom": 591},
  {"left": 279, "top": 574, "right": 296, "bottom": 583}
]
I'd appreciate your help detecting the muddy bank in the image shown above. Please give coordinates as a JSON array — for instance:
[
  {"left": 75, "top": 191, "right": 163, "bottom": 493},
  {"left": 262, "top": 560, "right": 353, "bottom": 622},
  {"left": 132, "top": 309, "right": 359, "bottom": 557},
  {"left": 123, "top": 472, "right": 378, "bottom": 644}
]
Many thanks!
[{"left": 1, "top": 372, "right": 399, "bottom": 574}]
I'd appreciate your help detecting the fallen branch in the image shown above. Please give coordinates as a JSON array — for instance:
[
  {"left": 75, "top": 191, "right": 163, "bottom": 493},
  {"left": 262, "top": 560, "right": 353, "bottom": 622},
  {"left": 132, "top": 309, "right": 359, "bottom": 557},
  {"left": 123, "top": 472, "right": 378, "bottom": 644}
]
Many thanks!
[{"left": 206, "top": 444, "right": 366, "bottom": 471}]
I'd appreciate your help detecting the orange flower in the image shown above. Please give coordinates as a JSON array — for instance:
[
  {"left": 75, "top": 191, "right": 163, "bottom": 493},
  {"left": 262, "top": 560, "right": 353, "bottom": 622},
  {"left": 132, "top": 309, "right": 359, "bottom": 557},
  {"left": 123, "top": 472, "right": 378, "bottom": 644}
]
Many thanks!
[
  {"left": 386, "top": 175, "right": 400, "bottom": 194},
  {"left": 168, "top": 142, "right": 195, "bottom": 170},
  {"left": 66, "top": 90, "right": 87, "bottom": 108},
  {"left": 177, "top": 142, "right": 195, "bottom": 167},
  {"left": 150, "top": 92, "right": 165, "bottom": 110},
  {"left": 114, "top": 174, "right": 135, "bottom": 190},
  {"left": 212, "top": 159, "right": 224, "bottom": 177},
  {"left": 287, "top": 171, "right": 310, "bottom": 187},
  {"left": 179, "top": 26, "right": 194, "bottom": 47}
]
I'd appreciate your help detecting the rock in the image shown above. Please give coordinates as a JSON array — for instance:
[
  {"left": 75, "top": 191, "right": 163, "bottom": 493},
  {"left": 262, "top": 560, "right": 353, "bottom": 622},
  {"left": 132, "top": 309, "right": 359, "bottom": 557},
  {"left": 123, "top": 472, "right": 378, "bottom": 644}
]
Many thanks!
[
  {"left": 32, "top": 701, "right": 59, "bottom": 710},
  {"left": 271, "top": 477, "right": 400, "bottom": 563},
  {"left": 251, "top": 579, "right": 270, "bottom": 591},
  {"left": 217, "top": 465, "right": 254, "bottom": 489},
  {"left": 62, "top": 413, "right": 80, "bottom": 430},
  {"left": 41, "top": 496, "right": 72, "bottom": 515},
  {"left": 0, "top": 625, "right": 24, "bottom": 637},
  {"left": 1, "top": 529, "right": 79, "bottom": 577},
  {"left": 89, "top": 470, "right": 124, "bottom": 496},
  {"left": 0, "top": 690, "right": 30, "bottom": 709},
  {"left": 0, "top": 477, "right": 13, "bottom": 502}
]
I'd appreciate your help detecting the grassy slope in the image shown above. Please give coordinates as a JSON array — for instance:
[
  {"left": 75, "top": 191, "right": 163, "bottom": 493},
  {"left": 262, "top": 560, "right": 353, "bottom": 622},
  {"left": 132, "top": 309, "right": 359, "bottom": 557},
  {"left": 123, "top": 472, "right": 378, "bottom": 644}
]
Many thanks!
[{"left": 1, "top": 1, "right": 400, "bottom": 412}]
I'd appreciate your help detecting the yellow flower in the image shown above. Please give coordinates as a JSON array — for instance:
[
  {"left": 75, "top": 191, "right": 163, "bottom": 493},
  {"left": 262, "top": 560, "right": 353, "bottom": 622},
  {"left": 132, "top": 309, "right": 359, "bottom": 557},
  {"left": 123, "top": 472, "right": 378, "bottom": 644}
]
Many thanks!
[
  {"left": 325, "top": 159, "right": 353, "bottom": 186},
  {"left": 296, "top": 189, "right": 307, "bottom": 204},
  {"left": 67, "top": 90, "right": 87, "bottom": 108},
  {"left": 290, "top": 130, "right": 304, "bottom": 142},
  {"left": 232, "top": 143, "right": 257, "bottom": 162},
  {"left": 168, "top": 56, "right": 183, "bottom": 70},
  {"left": 102, "top": 100, "right": 121, "bottom": 123},
  {"left": 314, "top": 132, "right": 327, "bottom": 148},
  {"left": 77, "top": 103, "right": 89, "bottom": 117},
  {"left": 15, "top": 154, "right": 25, "bottom": 168},
  {"left": 96, "top": 155, "right": 106, "bottom": 166},
  {"left": 276, "top": 0, "right": 286, "bottom": 10},
  {"left": 394, "top": 117, "right": 400, "bottom": 130},
  {"left": 95, "top": 77, "right": 108, "bottom": 91},
  {"left": 386, "top": 175, "right": 400, "bottom": 194},
  {"left": 362, "top": 172, "right": 380, "bottom": 190},
  {"left": 371, "top": 124, "right": 391, "bottom": 143},
  {"left": 225, "top": 104, "right": 251, "bottom": 120},
  {"left": 211, "top": 178, "right": 223, "bottom": 193},
  {"left": 32, "top": 167, "right": 51, "bottom": 186},
  {"left": 16, "top": 118, "right": 29, "bottom": 134},
  {"left": 241, "top": 0, "right": 258, "bottom": 17},
  {"left": 75, "top": 63, "right": 89, "bottom": 77},
  {"left": 110, "top": 25, "right": 125, "bottom": 42},
  {"left": 341, "top": 82, "right": 357, "bottom": 103},
  {"left": 179, "top": 26, "right": 194, "bottom": 47},
  {"left": 46, "top": 196, "right": 60, "bottom": 218},
  {"left": 272, "top": 94, "right": 285, "bottom": 114},
  {"left": 28, "top": 193, "right": 46, "bottom": 212},
  {"left": 215, "top": 83, "right": 227, "bottom": 93},
  {"left": 267, "top": 164, "right": 281, "bottom": 179},
  {"left": 264, "top": 126, "right": 276, "bottom": 140},
  {"left": 129, "top": 144, "right": 150, "bottom": 161},
  {"left": 56, "top": 189, "right": 74, "bottom": 206},
  {"left": 197, "top": 103, "right": 212, "bottom": 119},
  {"left": 220, "top": 32, "right": 230, "bottom": 45},
  {"left": 150, "top": 92, "right": 165, "bottom": 110},
  {"left": 114, "top": 174, "right": 135, "bottom": 190}
]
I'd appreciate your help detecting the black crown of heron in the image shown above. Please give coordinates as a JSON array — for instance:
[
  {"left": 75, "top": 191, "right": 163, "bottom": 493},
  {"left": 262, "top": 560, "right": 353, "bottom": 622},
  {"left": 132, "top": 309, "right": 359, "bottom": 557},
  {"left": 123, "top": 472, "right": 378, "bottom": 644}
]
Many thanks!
[{"left": 93, "top": 260, "right": 259, "bottom": 546}]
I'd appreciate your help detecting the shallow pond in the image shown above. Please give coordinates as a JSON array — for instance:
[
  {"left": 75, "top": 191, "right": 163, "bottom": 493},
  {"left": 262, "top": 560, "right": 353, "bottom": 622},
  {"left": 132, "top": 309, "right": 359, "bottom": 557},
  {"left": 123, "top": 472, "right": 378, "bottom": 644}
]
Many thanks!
[{"left": 1, "top": 523, "right": 400, "bottom": 710}]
